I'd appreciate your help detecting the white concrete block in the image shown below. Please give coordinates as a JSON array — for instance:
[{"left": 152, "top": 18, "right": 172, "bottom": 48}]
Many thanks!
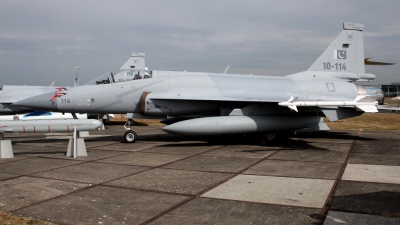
[
  {"left": 66, "top": 138, "right": 88, "bottom": 157},
  {"left": 342, "top": 164, "right": 400, "bottom": 184},
  {"left": 0, "top": 140, "right": 14, "bottom": 158},
  {"left": 202, "top": 174, "right": 334, "bottom": 208}
]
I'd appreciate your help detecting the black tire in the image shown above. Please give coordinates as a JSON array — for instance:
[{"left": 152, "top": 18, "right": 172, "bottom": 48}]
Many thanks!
[
  {"left": 124, "top": 130, "right": 137, "bottom": 143},
  {"left": 264, "top": 132, "right": 277, "bottom": 141}
]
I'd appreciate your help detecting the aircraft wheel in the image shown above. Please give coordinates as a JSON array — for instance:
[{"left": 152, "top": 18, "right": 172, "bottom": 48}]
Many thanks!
[
  {"left": 124, "top": 130, "right": 137, "bottom": 143},
  {"left": 264, "top": 132, "right": 277, "bottom": 141}
]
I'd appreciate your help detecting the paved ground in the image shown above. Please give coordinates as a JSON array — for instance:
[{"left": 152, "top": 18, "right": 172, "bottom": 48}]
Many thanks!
[{"left": 0, "top": 125, "right": 400, "bottom": 224}]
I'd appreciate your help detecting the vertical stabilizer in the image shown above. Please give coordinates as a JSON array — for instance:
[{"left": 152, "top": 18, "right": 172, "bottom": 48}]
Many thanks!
[
  {"left": 120, "top": 52, "right": 146, "bottom": 70},
  {"left": 308, "top": 22, "right": 365, "bottom": 74}
]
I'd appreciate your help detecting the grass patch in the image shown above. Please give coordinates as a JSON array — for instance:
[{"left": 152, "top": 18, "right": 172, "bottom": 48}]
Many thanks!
[
  {"left": 133, "top": 119, "right": 164, "bottom": 126},
  {"left": 0, "top": 211, "right": 54, "bottom": 225},
  {"left": 325, "top": 113, "right": 400, "bottom": 131}
]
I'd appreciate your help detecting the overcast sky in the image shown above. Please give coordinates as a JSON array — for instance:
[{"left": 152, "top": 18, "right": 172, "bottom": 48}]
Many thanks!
[{"left": 1, "top": 0, "right": 399, "bottom": 86}]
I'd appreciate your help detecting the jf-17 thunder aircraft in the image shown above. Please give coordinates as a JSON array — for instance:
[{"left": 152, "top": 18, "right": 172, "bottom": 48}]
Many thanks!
[{"left": 14, "top": 22, "right": 378, "bottom": 143}]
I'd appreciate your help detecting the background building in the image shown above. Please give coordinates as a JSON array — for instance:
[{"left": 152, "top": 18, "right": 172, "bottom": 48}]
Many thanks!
[{"left": 380, "top": 83, "right": 400, "bottom": 97}]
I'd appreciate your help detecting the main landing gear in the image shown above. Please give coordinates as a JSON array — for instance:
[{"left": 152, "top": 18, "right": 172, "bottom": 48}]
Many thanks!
[
  {"left": 259, "top": 131, "right": 278, "bottom": 145},
  {"left": 123, "top": 119, "right": 137, "bottom": 143},
  {"left": 264, "top": 132, "right": 277, "bottom": 141}
]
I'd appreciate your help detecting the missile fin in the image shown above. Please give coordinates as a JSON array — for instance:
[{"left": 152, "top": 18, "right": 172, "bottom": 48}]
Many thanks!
[
  {"left": 288, "top": 96, "right": 298, "bottom": 103},
  {"left": 288, "top": 105, "right": 298, "bottom": 112},
  {"left": 355, "top": 105, "right": 378, "bottom": 113},
  {"left": 354, "top": 95, "right": 367, "bottom": 102}
]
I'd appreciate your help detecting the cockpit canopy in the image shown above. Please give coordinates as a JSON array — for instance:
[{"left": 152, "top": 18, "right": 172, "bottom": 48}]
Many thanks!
[{"left": 85, "top": 69, "right": 152, "bottom": 85}]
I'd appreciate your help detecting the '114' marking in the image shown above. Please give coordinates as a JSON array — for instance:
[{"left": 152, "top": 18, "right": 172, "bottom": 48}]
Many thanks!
[{"left": 323, "top": 62, "right": 346, "bottom": 71}]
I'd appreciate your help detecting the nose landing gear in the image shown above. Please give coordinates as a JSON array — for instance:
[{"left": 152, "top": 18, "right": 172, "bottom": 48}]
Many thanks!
[{"left": 123, "top": 118, "right": 137, "bottom": 143}]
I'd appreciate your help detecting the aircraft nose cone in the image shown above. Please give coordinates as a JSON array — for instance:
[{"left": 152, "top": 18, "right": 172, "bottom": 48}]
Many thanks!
[{"left": 13, "top": 92, "right": 58, "bottom": 111}]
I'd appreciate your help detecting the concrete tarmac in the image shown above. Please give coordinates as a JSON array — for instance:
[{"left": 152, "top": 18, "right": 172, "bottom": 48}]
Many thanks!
[{"left": 0, "top": 125, "right": 400, "bottom": 224}]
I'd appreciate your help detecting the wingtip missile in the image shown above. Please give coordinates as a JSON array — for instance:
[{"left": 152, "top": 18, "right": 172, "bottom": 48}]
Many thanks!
[{"left": 278, "top": 95, "right": 378, "bottom": 113}]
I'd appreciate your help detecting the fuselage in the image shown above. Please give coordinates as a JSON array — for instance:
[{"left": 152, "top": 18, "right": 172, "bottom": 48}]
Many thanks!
[{"left": 13, "top": 70, "right": 361, "bottom": 115}]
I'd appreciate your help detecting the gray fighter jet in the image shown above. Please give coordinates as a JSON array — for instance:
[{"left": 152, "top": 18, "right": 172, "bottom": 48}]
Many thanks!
[
  {"left": 0, "top": 52, "right": 146, "bottom": 115},
  {"left": 14, "top": 23, "right": 378, "bottom": 143}
]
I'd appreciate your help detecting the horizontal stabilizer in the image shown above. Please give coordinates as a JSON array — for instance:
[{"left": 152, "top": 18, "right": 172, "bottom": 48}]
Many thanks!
[
  {"left": 322, "top": 107, "right": 363, "bottom": 122},
  {"left": 377, "top": 105, "right": 400, "bottom": 111},
  {"left": 365, "top": 58, "right": 396, "bottom": 66}
]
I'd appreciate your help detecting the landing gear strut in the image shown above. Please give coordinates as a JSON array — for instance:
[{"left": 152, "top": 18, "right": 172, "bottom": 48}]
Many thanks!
[{"left": 123, "top": 118, "right": 137, "bottom": 143}]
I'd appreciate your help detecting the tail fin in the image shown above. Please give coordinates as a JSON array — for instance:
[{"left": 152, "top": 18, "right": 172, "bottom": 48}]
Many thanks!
[
  {"left": 120, "top": 52, "right": 146, "bottom": 70},
  {"left": 308, "top": 22, "right": 365, "bottom": 74}
]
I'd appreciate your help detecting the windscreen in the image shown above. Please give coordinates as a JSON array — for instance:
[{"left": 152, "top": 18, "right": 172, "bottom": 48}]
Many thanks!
[{"left": 85, "top": 73, "right": 111, "bottom": 85}]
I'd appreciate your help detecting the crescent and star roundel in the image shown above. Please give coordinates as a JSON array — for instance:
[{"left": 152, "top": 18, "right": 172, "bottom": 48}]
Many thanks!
[{"left": 334, "top": 50, "right": 346, "bottom": 59}]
